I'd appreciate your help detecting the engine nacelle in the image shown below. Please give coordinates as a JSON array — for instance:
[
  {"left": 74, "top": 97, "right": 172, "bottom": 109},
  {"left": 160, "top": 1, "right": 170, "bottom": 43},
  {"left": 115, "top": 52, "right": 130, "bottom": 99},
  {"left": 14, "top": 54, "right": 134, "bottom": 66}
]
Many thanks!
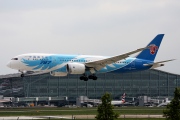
[
  {"left": 67, "top": 63, "right": 85, "bottom": 74},
  {"left": 50, "top": 71, "right": 68, "bottom": 76}
]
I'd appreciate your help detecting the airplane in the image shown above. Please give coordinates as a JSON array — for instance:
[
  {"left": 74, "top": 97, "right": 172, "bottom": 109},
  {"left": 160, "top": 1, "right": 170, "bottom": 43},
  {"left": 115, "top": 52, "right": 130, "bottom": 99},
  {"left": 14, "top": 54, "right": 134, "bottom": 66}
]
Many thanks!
[
  {"left": 7, "top": 34, "right": 174, "bottom": 81},
  {"left": 157, "top": 98, "right": 171, "bottom": 107},
  {"left": 111, "top": 93, "right": 126, "bottom": 106}
]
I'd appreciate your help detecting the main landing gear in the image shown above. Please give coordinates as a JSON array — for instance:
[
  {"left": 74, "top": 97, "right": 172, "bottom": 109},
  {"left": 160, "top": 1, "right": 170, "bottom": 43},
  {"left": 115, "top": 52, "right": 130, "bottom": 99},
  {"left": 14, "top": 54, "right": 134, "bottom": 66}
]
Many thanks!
[{"left": 79, "top": 74, "right": 98, "bottom": 81}]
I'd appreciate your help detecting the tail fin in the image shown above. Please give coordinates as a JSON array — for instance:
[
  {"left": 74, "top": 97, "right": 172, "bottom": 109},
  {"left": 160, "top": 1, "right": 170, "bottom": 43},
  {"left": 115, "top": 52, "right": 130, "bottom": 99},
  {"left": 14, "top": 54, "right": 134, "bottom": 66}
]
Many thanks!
[
  {"left": 136, "top": 34, "right": 164, "bottom": 61},
  {"left": 121, "top": 93, "right": 126, "bottom": 103}
]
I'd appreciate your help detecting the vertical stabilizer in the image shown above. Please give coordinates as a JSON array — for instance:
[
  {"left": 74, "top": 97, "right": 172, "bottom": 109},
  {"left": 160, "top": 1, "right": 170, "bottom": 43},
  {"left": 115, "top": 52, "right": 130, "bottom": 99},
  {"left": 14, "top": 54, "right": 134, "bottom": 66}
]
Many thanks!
[
  {"left": 136, "top": 34, "right": 164, "bottom": 61},
  {"left": 121, "top": 93, "right": 126, "bottom": 103}
]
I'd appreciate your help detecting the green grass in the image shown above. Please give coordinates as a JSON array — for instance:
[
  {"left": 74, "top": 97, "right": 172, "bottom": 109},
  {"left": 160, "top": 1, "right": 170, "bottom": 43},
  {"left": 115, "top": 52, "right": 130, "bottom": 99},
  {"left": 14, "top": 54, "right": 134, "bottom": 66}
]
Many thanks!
[{"left": 0, "top": 107, "right": 165, "bottom": 116}]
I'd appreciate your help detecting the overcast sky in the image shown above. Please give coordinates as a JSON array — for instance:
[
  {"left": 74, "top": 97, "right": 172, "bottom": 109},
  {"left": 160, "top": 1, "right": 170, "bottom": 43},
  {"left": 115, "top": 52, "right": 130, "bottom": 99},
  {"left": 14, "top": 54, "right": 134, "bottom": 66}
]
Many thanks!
[{"left": 0, "top": 0, "right": 179, "bottom": 75}]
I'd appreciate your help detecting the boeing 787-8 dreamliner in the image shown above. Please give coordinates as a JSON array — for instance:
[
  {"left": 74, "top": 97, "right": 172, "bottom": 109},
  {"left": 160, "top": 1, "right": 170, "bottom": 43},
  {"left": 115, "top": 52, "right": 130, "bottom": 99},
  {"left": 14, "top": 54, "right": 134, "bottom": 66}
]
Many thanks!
[{"left": 7, "top": 34, "right": 174, "bottom": 81}]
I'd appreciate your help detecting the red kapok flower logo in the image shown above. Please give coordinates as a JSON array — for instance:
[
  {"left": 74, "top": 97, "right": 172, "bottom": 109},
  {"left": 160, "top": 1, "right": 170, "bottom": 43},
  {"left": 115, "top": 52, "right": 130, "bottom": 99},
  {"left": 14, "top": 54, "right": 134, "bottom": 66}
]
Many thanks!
[{"left": 149, "top": 44, "right": 158, "bottom": 55}]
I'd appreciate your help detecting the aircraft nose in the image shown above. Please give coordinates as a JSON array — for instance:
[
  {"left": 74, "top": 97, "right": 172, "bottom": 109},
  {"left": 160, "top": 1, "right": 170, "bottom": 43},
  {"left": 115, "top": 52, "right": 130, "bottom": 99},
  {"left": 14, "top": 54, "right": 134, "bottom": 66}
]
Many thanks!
[{"left": 7, "top": 61, "right": 11, "bottom": 68}]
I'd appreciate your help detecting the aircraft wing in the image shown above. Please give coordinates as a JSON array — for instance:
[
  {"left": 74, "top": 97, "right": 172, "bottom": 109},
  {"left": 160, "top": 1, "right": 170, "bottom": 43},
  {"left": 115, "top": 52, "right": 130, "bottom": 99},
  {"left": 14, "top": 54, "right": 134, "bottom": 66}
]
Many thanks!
[{"left": 85, "top": 47, "right": 146, "bottom": 71}]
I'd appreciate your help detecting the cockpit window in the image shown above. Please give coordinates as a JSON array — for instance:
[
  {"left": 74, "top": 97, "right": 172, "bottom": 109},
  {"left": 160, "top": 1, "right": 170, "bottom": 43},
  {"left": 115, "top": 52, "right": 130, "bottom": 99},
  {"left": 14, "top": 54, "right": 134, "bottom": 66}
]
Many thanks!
[{"left": 11, "top": 58, "right": 18, "bottom": 60}]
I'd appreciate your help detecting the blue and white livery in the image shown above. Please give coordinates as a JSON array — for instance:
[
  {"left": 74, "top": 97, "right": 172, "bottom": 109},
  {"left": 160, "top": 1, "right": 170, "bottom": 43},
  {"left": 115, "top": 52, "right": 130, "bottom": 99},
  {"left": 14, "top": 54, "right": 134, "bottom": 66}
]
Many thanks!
[{"left": 7, "top": 34, "right": 174, "bottom": 81}]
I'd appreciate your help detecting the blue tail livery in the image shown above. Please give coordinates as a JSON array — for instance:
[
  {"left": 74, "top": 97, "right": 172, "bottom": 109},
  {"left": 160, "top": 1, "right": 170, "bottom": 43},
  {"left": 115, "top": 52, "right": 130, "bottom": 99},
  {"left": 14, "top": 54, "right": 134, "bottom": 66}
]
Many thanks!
[{"left": 136, "top": 34, "right": 164, "bottom": 61}]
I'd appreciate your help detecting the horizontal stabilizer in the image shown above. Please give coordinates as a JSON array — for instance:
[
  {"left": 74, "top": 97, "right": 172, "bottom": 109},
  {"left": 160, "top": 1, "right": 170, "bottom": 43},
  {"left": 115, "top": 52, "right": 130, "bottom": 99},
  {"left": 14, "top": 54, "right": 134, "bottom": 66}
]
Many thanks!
[{"left": 143, "top": 59, "right": 175, "bottom": 68}]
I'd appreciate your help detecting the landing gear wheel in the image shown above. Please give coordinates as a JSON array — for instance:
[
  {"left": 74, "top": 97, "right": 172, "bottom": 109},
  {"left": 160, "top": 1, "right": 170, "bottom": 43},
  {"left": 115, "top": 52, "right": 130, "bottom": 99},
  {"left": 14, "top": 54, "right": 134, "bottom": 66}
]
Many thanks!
[
  {"left": 21, "top": 74, "right": 24, "bottom": 77},
  {"left": 88, "top": 75, "right": 93, "bottom": 79},
  {"left": 80, "top": 76, "right": 84, "bottom": 80},
  {"left": 93, "top": 76, "right": 97, "bottom": 80},
  {"left": 84, "top": 77, "right": 88, "bottom": 81},
  {"left": 79, "top": 75, "right": 88, "bottom": 81},
  {"left": 88, "top": 75, "right": 98, "bottom": 80}
]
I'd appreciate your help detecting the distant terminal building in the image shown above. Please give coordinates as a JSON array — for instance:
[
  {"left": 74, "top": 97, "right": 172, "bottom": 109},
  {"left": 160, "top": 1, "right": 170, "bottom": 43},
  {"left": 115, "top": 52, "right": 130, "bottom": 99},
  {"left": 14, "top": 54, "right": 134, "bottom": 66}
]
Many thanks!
[{"left": 0, "top": 69, "right": 180, "bottom": 102}]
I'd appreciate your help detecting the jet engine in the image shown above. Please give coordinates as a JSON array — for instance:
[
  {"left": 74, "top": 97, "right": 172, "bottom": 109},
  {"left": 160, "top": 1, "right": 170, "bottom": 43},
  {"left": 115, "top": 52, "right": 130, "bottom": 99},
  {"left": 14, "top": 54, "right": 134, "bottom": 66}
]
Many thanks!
[{"left": 67, "top": 63, "right": 85, "bottom": 74}]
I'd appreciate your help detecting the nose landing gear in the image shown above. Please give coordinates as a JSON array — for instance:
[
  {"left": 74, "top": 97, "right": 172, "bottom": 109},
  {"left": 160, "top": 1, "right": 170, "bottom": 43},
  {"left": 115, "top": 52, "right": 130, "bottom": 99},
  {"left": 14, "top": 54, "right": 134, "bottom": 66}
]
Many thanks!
[{"left": 20, "top": 74, "right": 24, "bottom": 77}]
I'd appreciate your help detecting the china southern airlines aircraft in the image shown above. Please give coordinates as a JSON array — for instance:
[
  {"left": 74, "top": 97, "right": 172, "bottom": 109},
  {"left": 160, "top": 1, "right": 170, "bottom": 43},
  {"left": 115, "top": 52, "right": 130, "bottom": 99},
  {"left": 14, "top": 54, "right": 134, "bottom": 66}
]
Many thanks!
[{"left": 7, "top": 34, "right": 174, "bottom": 81}]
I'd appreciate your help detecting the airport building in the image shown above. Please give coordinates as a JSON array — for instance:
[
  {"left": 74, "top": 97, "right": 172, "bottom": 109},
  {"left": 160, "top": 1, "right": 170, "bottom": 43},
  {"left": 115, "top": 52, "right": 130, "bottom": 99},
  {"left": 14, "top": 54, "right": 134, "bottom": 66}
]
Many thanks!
[{"left": 0, "top": 69, "right": 179, "bottom": 102}]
